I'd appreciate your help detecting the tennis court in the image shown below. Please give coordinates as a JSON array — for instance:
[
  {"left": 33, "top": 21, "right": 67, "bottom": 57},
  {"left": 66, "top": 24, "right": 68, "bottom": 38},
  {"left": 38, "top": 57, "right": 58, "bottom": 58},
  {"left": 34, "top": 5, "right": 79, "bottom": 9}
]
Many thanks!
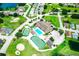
[
  {"left": 22, "top": 28, "right": 30, "bottom": 36},
  {"left": 31, "top": 36, "right": 46, "bottom": 49}
]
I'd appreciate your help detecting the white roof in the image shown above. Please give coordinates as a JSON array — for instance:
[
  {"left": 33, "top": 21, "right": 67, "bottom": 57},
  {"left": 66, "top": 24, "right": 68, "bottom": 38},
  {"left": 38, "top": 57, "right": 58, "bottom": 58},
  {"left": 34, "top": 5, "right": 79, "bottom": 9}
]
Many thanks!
[{"left": 51, "top": 30, "right": 64, "bottom": 45}]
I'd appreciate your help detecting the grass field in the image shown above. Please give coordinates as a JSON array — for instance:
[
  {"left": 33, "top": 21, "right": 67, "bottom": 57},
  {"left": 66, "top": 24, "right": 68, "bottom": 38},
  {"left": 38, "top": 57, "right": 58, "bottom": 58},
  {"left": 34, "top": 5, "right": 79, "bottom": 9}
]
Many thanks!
[
  {"left": 62, "top": 16, "right": 79, "bottom": 24},
  {"left": 44, "top": 15, "right": 60, "bottom": 27},
  {"left": 6, "top": 38, "right": 53, "bottom": 56},
  {"left": 0, "top": 16, "right": 26, "bottom": 30},
  {"left": 58, "top": 37, "right": 79, "bottom": 56},
  {"left": 44, "top": 4, "right": 79, "bottom": 13},
  {"left": 59, "top": 45, "right": 79, "bottom": 56},
  {"left": 44, "top": 4, "right": 53, "bottom": 13}
]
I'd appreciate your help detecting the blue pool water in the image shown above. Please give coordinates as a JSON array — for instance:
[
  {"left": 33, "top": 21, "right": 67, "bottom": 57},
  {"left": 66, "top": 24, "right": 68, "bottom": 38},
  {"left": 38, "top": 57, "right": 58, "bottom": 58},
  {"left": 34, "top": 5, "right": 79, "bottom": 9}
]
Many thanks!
[
  {"left": 34, "top": 27, "right": 44, "bottom": 36},
  {"left": 0, "top": 3, "right": 17, "bottom": 9}
]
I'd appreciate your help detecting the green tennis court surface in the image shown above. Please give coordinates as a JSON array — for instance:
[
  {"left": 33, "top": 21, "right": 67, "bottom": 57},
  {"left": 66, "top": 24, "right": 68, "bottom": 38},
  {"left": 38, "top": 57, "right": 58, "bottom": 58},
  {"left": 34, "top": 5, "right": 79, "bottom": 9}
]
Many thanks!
[
  {"left": 22, "top": 28, "right": 30, "bottom": 36},
  {"left": 31, "top": 36, "right": 46, "bottom": 49}
]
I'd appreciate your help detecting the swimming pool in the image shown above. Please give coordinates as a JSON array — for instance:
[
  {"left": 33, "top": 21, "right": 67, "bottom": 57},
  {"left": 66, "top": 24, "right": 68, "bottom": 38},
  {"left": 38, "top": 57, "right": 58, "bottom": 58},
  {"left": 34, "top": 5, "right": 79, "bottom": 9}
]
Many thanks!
[{"left": 34, "top": 27, "right": 44, "bottom": 36}]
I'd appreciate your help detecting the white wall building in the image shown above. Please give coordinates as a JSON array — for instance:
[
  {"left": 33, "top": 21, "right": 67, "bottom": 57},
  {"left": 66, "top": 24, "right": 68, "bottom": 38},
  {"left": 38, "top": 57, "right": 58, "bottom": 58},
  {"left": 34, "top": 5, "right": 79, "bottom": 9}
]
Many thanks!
[
  {"left": 51, "top": 30, "right": 64, "bottom": 45},
  {"left": 29, "top": 3, "right": 44, "bottom": 17}
]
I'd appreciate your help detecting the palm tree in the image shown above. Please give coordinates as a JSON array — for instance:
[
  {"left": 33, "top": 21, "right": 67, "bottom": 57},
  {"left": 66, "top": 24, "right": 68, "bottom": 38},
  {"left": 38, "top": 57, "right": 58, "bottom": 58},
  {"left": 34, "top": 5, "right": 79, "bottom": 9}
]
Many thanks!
[{"left": 0, "top": 3, "right": 2, "bottom": 6}]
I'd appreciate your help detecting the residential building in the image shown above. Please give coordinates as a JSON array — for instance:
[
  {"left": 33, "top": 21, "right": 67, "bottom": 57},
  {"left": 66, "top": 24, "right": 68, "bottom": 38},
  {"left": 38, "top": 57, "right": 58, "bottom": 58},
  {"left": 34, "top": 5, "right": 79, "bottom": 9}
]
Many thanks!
[
  {"left": 72, "top": 32, "right": 78, "bottom": 39},
  {"left": 76, "top": 24, "right": 79, "bottom": 30},
  {"left": 64, "top": 22, "right": 70, "bottom": 28},
  {"left": 70, "top": 23, "right": 75, "bottom": 30},
  {"left": 16, "top": 7, "right": 25, "bottom": 15},
  {"left": 29, "top": 3, "right": 44, "bottom": 17},
  {"left": 0, "top": 39, "right": 3, "bottom": 44},
  {"left": 65, "top": 31, "right": 72, "bottom": 37},
  {"left": 1, "top": 28, "right": 13, "bottom": 35}
]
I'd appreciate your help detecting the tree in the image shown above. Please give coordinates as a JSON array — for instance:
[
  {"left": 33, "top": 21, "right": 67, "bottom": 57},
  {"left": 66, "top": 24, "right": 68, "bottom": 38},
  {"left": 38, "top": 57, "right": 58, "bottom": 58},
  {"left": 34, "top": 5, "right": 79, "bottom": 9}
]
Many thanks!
[
  {"left": 58, "top": 29, "right": 64, "bottom": 35},
  {"left": 15, "top": 32, "right": 23, "bottom": 38},
  {"left": 42, "top": 11, "right": 45, "bottom": 14},
  {"left": 50, "top": 37, "right": 54, "bottom": 42},
  {"left": 0, "top": 18, "right": 3, "bottom": 24},
  {"left": 52, "top": 52, "right": 64, "bottom": 56},
  {"left": 64, "top": 15, "right": 68, "bottom": 18},
  {"left": 13, "top": 13, "right": 18, "bottom": 17},
  {"left": 0, "top": 53, "right": 6, "bottom": 56},
  {"left": 0, "top": 12, "right": 5, "bottom": 17},
  {"left": 42, "top": 16, "right": 45, "bottom": 18},
  {"left": 0, "top": 3, "right": 2, "bottom": 6},
  {"left": 62, "top": 9, "right": 68, "bottom": 15},
  {"left": 68, "top": 5, "right": 74, "bottom": 7},
  {"left": 71, "top": 14, "right": 79, "bottom": 19},
  {"left": 44, "top": 5, "right": 47, "bottom": 9},
  {"left": 53, "top": 28, "right": 58, "bottom": 31},
  {"left": 52, "top": 9, "right": 59, "bottom": 12},
  {"left": 67, "top": 10, "right": 71, "bottom": 12},
  {"left": 64, "top": 21, "right": 70, "bottom": 23},
  {"left": 59, "top": 3, "right": 64, "bottom": 6},
  {"left": 74, "top": 10, "right": 77, "bottom": 12},
  {"left": 0, "top": 8, "right": 3, "bottom": 11},
  {"left": 18, "top": 3, "right": 26, "bottom": 6}
]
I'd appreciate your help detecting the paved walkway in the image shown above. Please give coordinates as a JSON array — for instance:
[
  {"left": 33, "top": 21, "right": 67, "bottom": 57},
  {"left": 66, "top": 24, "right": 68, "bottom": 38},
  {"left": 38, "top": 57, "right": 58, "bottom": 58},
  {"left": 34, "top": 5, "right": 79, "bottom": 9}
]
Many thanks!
[
  {"left": 58, "top": 12, "right": 63, "bottom": 28},
  {"left": 23, "top": 4, "right": 31, "bottom": 18},
  {"left": 0, "top": 35, "right": 14, "bottom": 53}
]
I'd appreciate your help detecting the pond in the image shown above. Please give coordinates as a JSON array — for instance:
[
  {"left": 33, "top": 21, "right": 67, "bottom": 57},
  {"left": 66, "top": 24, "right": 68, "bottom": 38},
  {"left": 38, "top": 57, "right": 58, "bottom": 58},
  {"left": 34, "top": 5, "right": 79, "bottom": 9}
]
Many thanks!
[{"left": 0, "top": 3, "right": 17, "bottom": 9}]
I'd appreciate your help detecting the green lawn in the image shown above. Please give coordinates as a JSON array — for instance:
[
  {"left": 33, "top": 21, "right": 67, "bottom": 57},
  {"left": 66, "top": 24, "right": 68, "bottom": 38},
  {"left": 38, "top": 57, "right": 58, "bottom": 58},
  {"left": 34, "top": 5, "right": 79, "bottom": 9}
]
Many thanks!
[
  {"left": 0, "top": 16, "right": 26, "bottom": 30},
  {"left": 0, "top": 16, "right": 12, "bottom": 28},
  {"left": 6, "top": 38, "right": 53, "bottom": 56},
  {"left": 18, "top": 16, "right": 26, "bottom": 24},
  {"left": 63, "top": 16, "right": 79, "bottom": 24},
  {"left": 44, "top": 15, "right": 60, "bottom": 27},
  {"left": 24, "top": 5, "right": 29, "bottom": 12},
  {"left": 59, "top": 45, "right": 79, "bottom": 56},
  {"left": 51, "top": 4, "right": 79, "bottom": 11},
  {"left": 44, "top": 3, "right": 79, "bottom": 13},
  {"left": 58, "top": 37, "right": 79, "bottom": 56},
  {"left": 44, "top": 4, "right": 53, "bottom": 13}
]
